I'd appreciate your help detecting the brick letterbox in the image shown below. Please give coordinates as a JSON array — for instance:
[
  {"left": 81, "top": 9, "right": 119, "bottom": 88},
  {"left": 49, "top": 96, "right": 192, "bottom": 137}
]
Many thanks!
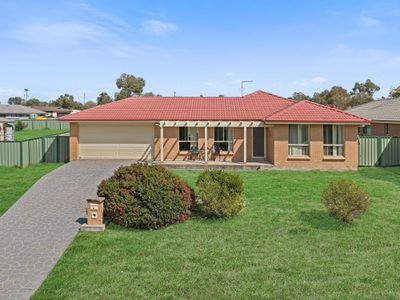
[{"left": 86, "top": 197, "right": 104, "bottom": 226}]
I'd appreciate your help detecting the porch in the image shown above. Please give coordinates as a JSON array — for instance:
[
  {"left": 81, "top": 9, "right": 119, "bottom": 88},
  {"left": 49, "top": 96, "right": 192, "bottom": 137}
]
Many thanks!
[{"left": 155, "top": 120, "right": 271, "bottom": 164}]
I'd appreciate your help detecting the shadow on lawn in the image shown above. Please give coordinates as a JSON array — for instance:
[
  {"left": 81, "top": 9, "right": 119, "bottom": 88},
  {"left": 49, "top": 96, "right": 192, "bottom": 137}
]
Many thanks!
[{"left": 298, "top": 209, "right": 346, "bottom": 231}]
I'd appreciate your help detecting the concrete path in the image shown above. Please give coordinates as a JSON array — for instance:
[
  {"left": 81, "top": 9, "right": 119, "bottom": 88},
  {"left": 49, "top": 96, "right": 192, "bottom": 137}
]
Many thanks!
[{"left": 0, "top": 160, "right": 134, "bottom": 300}]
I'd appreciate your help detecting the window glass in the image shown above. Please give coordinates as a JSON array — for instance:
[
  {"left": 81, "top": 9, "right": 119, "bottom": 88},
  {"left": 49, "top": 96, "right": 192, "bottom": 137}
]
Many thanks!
[
  {"left": 214, "top": 127, "right": 233, "bottom": 151},
  {"left": 323, "top": 125, "right": 344, "bottom": 156},
  {"left": 288, "top": 125, "right": 309, "bottom": 156},
  {"left": 179, "top": 127, "right": 198, "bottom": 151}
]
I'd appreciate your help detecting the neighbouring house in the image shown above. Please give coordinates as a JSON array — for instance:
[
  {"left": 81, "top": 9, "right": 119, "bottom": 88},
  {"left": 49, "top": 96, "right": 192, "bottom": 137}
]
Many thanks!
[
  {"left": 0, "top": 104, "right": 45, "bottom": 120},
  {"left": 32, "top": 106, "right": 72, "bottom": 118},
  {"left": 0, "top": 117, "right": 10, "bottom": 141},
  {"left": 346, "top": 98, "right": 400, "bottom": 136},
  {"left": 59, "top": 90, "right": 369, "bottom": 170}
]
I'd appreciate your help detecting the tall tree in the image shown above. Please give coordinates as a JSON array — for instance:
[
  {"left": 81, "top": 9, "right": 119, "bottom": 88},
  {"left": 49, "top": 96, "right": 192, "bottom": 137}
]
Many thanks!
[
  {"left": 289, "top": 92, "right": 310, "bottom": 100},
  {"left": 51, "top": 94, "right": 82, "bottom": 110},
  {"left": 313, "top": 86, "right": 351, "bottom": 109},
  {"left": 8, "top": 96, "right": 25, "bottom": 105},
  {"left": 389, "top": 85, "right": 400, "bottom": 98},
  {"left": 115, "top": 73, "right": 145, "bottom": 100},
  {"left": 142, "top": 92, "right": 155, "bottom": 97},
  {"left": 350, "top": 79, "right": 380, "bottom": 107},
  {"left": 97, "top": 92, "right": 113, "bottom": 105}
]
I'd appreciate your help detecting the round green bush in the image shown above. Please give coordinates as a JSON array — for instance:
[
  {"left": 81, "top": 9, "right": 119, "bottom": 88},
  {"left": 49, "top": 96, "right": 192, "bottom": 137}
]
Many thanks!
[
  {"left": 195, "top": 170, "right": 244, "bottom": 218},
  {"left": 322, "top": 179, "right": 370, "bottom": 224},
  {"left": 97, "top": 164, "right": 194, "bottom": 229}
]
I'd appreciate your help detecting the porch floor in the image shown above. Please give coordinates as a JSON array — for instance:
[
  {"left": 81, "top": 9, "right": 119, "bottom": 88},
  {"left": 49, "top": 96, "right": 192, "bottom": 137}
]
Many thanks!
[{"left": 155, "top": 160, "right": 274, "bottom": 170}]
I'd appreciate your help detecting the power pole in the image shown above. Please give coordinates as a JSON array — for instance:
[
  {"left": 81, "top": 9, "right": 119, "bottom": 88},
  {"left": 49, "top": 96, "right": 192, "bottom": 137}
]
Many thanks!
[
  {"left": 173, "top": 91, "right": 176, "bottom": 97},
  {"left": 83, "top": 93, "right": 86, "bottom": 104},
  {"left": 240, "top": 80, "right": 253, "bottom": 97}
]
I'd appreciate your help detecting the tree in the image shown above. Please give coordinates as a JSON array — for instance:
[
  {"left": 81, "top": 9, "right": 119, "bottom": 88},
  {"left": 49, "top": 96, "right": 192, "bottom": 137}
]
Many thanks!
[
  {"left": 389, "top": 85, "right": 400, "bottom": 98},
  {"left": 313, "top": 86, "right": 351, "bottom": 110},
  {"left": 289, "top": 92, "right": 310, "bottom": 100},
  {"left": 25, "top": 98, "right": 44, "bottom": 106},
  {"left": 51, "top": 94, "right": 82, "bottom": 110},
  {"left": 83, "top": 101, "right": 97, "bottom": 110},
  {"left": 350, "top": 79, "right": 380, "bottom": 107},
  {"left": 142, "top": 92, "right": 155, "bottom": 97},
  {"left": 97, "top": 92, "right": 113, "bottom": 105},
  {"left": 115, "top": 73, "right": 145, "bottom": 100},
  {"left": 8, "top": 97, "right": 25, "bottom": 105}
]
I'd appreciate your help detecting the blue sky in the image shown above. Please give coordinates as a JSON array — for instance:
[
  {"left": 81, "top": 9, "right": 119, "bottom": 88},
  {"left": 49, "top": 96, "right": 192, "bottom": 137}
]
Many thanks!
[{"left": 0, "top": 0, "right": 399, "bottom": 103}]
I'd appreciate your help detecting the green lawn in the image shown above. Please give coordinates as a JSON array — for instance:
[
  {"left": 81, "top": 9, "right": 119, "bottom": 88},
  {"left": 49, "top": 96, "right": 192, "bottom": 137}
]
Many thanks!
[
  {"left": 33, "top": 168, "right": 400, "bottom": 299},
  {"left": 15, "top": 129, "right": 68, "bottom": 141},
  {"left": 0, "top": 164, "right": 62, "bottom": 215}
]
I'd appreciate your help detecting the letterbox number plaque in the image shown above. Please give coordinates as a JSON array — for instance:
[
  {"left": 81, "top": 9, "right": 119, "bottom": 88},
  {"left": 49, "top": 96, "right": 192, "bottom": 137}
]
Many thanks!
[{"left": 90, "top": 204, "right": 98, "bottom": 211}]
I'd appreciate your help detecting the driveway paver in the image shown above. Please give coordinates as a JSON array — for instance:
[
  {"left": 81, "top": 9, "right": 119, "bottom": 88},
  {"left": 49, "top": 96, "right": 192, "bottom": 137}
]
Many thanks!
[{"left": 0, "top": 160, "right": 134, "bottom": 300}]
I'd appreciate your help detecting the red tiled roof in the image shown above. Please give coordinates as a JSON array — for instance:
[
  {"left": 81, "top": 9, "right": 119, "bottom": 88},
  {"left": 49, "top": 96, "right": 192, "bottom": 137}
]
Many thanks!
[
  {"left": 59, "top": 90, "right": 369, "bottom": 123},
  {"left": 265, "top": 100, "right": 370, "bottom": 123}
]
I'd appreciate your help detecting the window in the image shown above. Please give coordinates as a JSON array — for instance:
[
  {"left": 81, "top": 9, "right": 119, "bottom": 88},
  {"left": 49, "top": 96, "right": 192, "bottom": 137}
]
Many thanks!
[
  {"left": 288, "top": 125, "right": 309, "bottom": 156},
  {"left": 384, "top": 123, "right": 390, "bottom": 135},
  {"left": 359, "top": 125, "right": 371, "bottom": 136},
  {"left": 323, "top": 125, "right": 344, "bottom": 156},
  {"left": 214, "top": 127, "right": 233, "bottom": 151},
  {"left": 179, "top": 127, "right": 198, "bottom": 151}
]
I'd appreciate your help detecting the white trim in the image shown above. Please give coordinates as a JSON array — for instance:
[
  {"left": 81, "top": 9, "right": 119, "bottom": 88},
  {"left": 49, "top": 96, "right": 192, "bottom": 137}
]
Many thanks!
[
  {"left": 160, "top": 120, "right": 272, "bottom": 127},
  {"left": 204, "top": 126, "right": 208, "bottom": 163},
  {"left": 243, "top": 127, "right": 247, "bottom": 164},
  {"left": 160, "top": 125, "right": 164, "bottom": 162},
  {"left": 266, "top": 121, "right": 369, "bottom": 125}
]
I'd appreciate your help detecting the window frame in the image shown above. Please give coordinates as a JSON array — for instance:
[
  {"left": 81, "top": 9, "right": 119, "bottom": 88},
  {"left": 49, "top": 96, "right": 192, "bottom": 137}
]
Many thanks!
[
  {"left": 178, "top": 127, "right": 198, "bottom": 151},
  {"left": 214, "top": 127, "right": 234, "bottom": 152},
  {"left": 288, "top": 124, "right": 310, "bottom": 157},
  {"left": 323, "top": 125, "right": 344, "bottom": 157},
  {"left": 384, "top": 123, "right": 390, "bottom": 135}
]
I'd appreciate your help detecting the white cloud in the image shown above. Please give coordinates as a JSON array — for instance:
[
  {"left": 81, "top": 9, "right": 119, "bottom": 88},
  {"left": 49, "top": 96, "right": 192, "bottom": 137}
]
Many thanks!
[
  {"left": 225, "top": 72, "right": 233, "bottom": 77},
  {"left": 141, "top": 19, "right": 177, "bottom": 36},
  {"left": 294, "top": 76, "right": 328, "bottom": 87},
  {"left": 11, "top": 20, "right": 112, "bottom": 45},
  {"left": 310, "top": 76, "right": 328, "bottom": 84},
  {"left": 360, "top": 16, "right": 380, "bottom": 26},
  {"left": 204, "top": 82, "right": 214, "bottom": 86}
]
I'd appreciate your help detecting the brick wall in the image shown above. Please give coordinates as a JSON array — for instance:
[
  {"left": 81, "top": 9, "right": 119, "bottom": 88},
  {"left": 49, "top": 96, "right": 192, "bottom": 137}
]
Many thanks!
[
  {"left": 371, "top": 123, "right": 400, "bottom": 136},
  {"left": 272, "top": 124, "right": 359, "bottom": 169}
]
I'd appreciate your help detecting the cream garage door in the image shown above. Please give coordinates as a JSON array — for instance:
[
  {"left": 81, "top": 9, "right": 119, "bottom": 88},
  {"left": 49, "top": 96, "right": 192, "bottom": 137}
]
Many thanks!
[{"left": 79, "top": 123, "right": 154, "bottom": 159}]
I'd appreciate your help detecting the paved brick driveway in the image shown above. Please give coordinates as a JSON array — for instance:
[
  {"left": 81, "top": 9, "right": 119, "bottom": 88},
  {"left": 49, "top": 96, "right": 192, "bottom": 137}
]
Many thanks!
[{"left": 0, "top": 160, "right": 134, "bottom": 300}]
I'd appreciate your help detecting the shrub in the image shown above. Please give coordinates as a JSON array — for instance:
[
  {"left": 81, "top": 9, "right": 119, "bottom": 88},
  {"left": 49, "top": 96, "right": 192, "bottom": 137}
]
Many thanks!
[
  {"left": 15, "top": 121, "right": 27, "bottom": 131},
  {"left": 97, "top": 164, "right": 194, "bottom": 229},
  {"left": 322, "top": 179, "right": 370, "bottom": 224},
  {"left": 195, "top": 170, "right": 244, "bottom": 218}
]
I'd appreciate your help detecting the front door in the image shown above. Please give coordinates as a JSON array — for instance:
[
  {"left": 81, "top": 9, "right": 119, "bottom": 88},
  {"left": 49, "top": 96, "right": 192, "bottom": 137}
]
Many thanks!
[{"left": 252, "top": 127, "right": 265, "bottom": 158}]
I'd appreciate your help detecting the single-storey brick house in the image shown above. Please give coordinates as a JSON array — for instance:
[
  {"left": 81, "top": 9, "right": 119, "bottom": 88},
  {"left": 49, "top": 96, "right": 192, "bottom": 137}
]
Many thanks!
[
  {"left": 59, "top": 90, "right": 369, "bottom": 169},
  {"left": 346, "top": 98, "right": 400, "bottom": 136}
]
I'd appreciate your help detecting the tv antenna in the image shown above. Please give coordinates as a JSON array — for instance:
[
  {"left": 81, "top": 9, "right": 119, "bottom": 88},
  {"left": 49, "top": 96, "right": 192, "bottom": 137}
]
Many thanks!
[
  {"left": 240, "top": 80, "right": 253, "bottom": 97},
  {"left": 24, "top": 88, "right": 29, "bottom": 101}
]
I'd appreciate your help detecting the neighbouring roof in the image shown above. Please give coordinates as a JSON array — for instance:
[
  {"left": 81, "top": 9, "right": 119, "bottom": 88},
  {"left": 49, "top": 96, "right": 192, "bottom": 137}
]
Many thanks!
[
  {"left": 32, "top": 106, "right": 72, "bottom": 113},
  {"left": 59, "top": 90, "right": 369, "bottom": 123},
  {"left": 346, "top": 98, "right": 400, "bottom": 122},
  {"left": 0, "top": 104, "right": 45, "bottom": 115}
]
